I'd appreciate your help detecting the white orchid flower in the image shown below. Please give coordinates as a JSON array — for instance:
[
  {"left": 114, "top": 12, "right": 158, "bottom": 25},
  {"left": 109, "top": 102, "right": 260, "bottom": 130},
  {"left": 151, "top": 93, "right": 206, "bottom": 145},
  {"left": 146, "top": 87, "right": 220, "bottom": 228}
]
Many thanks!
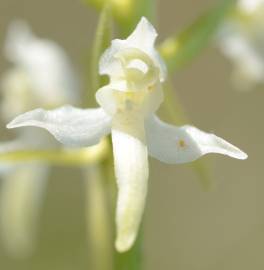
[
  {"left": 0, "top": 20, "right": 79, "bottom": 256},
  {"left": 7, "top": 17, "right": 247, "bottom": 252},
  {"left": 218, "top": 0, "right": 264, "bottom": 90}
]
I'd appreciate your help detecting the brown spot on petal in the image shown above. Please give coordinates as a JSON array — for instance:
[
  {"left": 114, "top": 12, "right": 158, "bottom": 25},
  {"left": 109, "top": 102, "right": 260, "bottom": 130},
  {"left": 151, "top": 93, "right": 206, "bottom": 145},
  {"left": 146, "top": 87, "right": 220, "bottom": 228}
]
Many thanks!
[{"left": 178, "top": 139, "right": 186, "bottom": 148}]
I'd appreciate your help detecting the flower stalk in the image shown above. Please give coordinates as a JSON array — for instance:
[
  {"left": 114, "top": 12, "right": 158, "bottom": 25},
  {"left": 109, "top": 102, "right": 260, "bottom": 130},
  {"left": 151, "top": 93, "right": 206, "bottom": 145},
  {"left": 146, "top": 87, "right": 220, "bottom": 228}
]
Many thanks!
[
  {"left": 85, "top": 163, "right": 114, "bottom": 270},
  {"left": 0, "top": 138, "right": 109, "bottom": 166},
  {"left": 89, "top": 3, "right": 112, "bottom": 100},
  {"left": 0, "top": 162, "right": 48, "bottom": 257}
]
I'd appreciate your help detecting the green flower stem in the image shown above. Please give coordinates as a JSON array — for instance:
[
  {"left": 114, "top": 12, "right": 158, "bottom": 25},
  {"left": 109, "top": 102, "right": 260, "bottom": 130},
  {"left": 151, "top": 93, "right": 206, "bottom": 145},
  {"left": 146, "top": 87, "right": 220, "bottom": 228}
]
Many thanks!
[
  {"left": 85, "top": 163, "right": 114, "bottom": 270},
  {"left": 83, "top": 8, "right": 115, "bottom": 270},
  {"left": 0, "top": 138, "right": 109, "bottom": 166},
  {"left": 88, "top": 3, "right": 112, "bottom": 106},
  {"left": 161, "top": 81, "right": 211, "bottom": 190}
]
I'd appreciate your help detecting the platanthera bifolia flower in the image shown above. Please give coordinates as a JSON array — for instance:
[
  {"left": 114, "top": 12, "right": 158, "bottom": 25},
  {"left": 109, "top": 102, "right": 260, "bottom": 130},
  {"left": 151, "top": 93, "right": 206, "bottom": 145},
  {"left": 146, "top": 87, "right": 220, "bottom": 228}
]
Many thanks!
[
  {"left": 7, "top": 17, "right": 248, "bottom": 252},
  {"left": 0, "top": 20, "right": 79, "bottom": 256},
  {"left": 218, "top": 0, "right": 264, "bottom": 90}
]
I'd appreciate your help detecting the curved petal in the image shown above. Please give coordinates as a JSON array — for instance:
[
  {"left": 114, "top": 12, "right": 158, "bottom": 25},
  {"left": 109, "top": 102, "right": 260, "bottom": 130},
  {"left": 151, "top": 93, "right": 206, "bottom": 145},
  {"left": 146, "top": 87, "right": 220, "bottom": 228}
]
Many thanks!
[
  {"left": 126, "top": 17, "right": 167, "bottom": 81},
  {"left": 112, "top": 116, "right": 148, "bottom": 252},
  {"left": 7, "top": 106, "right": 112, "bottom": 147},
  {"left": 127, "top": 16, "right": 158, "bottom": 50},
  {"left": 146, "top": 115, "right": 247, "bottom": 164},
  {"left": 0, "top": 162, "right": 48, "bottom": 257},
  {"left": 99, "top": 17, "right": 166, "bottom": 81}
]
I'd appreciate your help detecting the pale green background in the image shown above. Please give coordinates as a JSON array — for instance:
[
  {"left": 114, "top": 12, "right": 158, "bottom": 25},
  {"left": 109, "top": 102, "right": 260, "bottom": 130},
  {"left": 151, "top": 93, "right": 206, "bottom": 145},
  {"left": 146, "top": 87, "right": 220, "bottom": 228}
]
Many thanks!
[{"left": 0, "top": 0, "right": 262, "bottom": 269}]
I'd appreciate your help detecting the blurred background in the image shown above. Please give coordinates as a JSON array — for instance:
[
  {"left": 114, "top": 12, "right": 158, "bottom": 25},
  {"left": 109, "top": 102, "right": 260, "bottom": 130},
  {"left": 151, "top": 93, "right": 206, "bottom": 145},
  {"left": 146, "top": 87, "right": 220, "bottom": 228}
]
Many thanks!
[{"left": 0, "top": 0, "right": 261, "bottom": 269}]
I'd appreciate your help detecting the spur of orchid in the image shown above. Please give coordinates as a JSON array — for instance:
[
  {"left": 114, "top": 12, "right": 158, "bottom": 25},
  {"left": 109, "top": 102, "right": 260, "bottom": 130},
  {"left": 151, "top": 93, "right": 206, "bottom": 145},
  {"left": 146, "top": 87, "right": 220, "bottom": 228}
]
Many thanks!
[{"left": 7, "top": 17, "right": 247, "bottom": 252}]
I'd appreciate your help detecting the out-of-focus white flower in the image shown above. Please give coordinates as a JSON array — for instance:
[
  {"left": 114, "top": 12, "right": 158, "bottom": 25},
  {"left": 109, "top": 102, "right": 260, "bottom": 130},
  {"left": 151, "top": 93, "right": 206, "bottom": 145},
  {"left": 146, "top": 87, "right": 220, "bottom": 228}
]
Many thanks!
[
  {"left": 218, "top": 0, "right": 264, "bottom": 90},
  {"left": 0, "top": 20, "right": 79, "bottom": 257},
  {"left": 238, "top": 0, "right": 264, "bottom": 13},
  {"left": 0, "top": 162, "right": 48, "bottom": 257},
  {"left": 1, "top": 20, "right": 79, "bottom": 121},
  {"left": 7, "top": 17, "right": 247, "bottom": 252}
]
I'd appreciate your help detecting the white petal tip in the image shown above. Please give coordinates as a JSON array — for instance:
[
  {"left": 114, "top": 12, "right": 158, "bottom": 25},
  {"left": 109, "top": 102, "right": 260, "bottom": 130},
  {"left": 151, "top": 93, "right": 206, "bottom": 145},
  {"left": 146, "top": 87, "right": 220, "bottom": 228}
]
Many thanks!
[
  {"left": 6, "top": 118, "right": 26, "bottom": 129},
  {"left": 235, "top": 151, "right": 248, "bottom": 160},
  {"left": 139, "top": 16, "right": 148, "bottom": 24},
  {"left": 221, "top": 142, "right": 248, "bottom": 160},
  {"left": 218, "top": 148, "right": 248, "bottom": 160},
  {"left": 115, "top": 233, "right": 136, "bottom": 253},
  {"left": 6, "top": 109, "right": 44, "bottom": 129},
  {"left": 137, "top": 16, "right": 157, "bottom": 35},
  {"left": 6, "top": 121, "right": 17, "bottom": 129}
]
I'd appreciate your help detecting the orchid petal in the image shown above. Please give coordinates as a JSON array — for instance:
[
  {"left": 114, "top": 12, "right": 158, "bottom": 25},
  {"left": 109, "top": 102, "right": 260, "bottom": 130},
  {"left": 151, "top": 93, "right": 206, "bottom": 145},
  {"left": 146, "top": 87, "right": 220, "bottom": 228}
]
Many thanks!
[
  {"left": 112, "top": 117, "right": 148, "bottom": 252},
  {"left": 0, "top": 162, "right": 48, "bottom": 257},
  {"left": 99, "top": 17, "right": 166, "bottom": 82},
  {"left": 7, "top": 106, "right": 112, "bottom": 147},
  {"left": 146, "top": 115, "right": 247, "bottom": 164}
]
